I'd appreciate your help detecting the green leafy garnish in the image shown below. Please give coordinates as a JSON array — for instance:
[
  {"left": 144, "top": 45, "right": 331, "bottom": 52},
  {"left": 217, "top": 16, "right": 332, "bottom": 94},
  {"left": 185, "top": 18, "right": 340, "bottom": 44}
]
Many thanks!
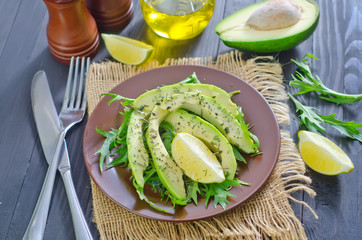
[
  {"left": 159, "top": 121, "right": 176, "bottom": 156},
  {"left": 228, "top": 90, "right": 241, "bottom": 97},
  {"left": 319, "top": 114, "right": 362, "bottom": 142},
  {"left": 236, "top": 106, "right": 260, "bottom": 152},
  {"left": 176, "top": 72, "right": 201, "bottom": 84},
  {"left": 290, "top": 54, "right": 362, "bottom": 104},
  {"left": 101, "top": 92, "right": 135, "bottom": 106},
  {"left": 232, "top": 145, "right": 246, "bottom": 163},
  {"left": 201, "top": 178, "right": 248, "bottom": 209},
  {"left": 187, "top": 181, "right": 201, "bottom": 205},
  {"left": 288, "top": 93, "right": 362, "bottom": 142},
  {"left": 95, "top": 107, "right": 134, "bottom": 172}
]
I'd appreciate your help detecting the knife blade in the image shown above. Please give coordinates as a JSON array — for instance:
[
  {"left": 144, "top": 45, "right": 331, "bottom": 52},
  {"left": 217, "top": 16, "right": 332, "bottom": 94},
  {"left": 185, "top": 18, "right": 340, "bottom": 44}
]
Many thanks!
[{"left": 26, "top": 71, "right": 92, "bottom": 240}]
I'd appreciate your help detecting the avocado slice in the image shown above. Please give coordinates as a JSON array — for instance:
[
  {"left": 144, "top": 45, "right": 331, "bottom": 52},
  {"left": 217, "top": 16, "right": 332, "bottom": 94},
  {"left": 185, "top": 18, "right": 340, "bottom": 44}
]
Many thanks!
[
  {"left": 215, "top": 0, "right": 319, "bottom": 53},
  {"left": 132, "top": 83, "right": 239, "bottom": 116},
  {"left": 159, "top": 92, "right": 257, "bottom": 154},
  {"left": 164, "top": 109, "right": 237, "bottom": 179},
  {"left": 146, "top": 106, "right": 187, "bottom": 200},
  {"left": 127, "top": 110, "right": 149, "bottom": 187}
]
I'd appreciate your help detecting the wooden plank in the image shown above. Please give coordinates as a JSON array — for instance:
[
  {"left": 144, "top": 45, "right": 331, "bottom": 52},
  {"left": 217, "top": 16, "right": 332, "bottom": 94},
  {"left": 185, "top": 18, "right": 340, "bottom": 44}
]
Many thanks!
[
  {"left": 0, "top": 0, "right": 22, "bottom": 55},
  {"left": 300, "top": 0, "right": 362, "bottom": 239},
  {"left": 0, "top": 0, "right": 49, "bottom": 238}
]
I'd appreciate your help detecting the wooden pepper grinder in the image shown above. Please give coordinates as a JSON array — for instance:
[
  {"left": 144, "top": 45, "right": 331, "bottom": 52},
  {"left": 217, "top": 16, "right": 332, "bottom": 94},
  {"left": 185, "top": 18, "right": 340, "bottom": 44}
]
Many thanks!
[
  {"left": 85, "top": 0, "right": 133, "bottom": 31},
  {"left": 43, "top": 0, "right": 100, "bottom": 65}
]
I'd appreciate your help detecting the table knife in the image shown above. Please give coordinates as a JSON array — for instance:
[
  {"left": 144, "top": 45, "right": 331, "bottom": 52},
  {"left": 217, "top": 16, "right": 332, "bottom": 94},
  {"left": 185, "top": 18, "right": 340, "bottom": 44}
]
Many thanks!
[{"left": 25, "top": 71, "right": 92, "bottom": 240}]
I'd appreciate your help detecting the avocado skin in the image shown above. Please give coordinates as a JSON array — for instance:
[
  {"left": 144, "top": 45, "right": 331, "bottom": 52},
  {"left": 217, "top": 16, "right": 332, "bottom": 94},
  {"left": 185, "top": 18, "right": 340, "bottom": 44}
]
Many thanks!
[
  {"left": 220, "top": 14, "right": 319, "bottom": 53},
  {"left": 215, "top": 0, "right": 320, "bottom": 53},
  {"left": 146, "top": 106, "right": 187, "bottom": 200},
  {"left": 133, "top": 83, "right": 238, "bottom": 116}
]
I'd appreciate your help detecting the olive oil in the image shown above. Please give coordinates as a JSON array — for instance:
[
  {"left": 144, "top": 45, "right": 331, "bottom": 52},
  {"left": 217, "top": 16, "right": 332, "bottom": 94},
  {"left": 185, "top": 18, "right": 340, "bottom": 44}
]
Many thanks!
[{"left": 141, "top": 0, "right": 215, "bottom": 40}]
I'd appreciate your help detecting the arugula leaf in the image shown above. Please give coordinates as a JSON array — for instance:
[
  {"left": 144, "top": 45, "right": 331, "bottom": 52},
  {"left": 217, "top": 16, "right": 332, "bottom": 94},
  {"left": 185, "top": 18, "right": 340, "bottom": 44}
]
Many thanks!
[
  {"left": 288, "top": 93, "right": 326, "bottom": 133},
  {"left": 236, "top": 106, "right": 260, "bottom": 152},
  {"left": 132, "top": 178, "right": 170, "bottom": 212},
  {"left": 228, "top": 90, "right": 240, "bottom": 97},
  {"left": 101, "top": 92, "right": 135, "bottom": 106},
  {"left": 288, "top": 93, "right": 362, "bottom": 142},
  {"left": 95, "top": 128, "right": 118, "bottom": 172},
  {"left": 232, "top": 145, "right": 246, "bottom": 164},
  {"left": 201, "top": 178, "right": 245, "bottom": 209},
  {"left": 176, "top": 72, "right": 201, "bottom": 84},
  {"left": 106, "top": 147, "right": 128, "bottom": 169},
  {"left": 290, "top": 54, "right": 362, "bottom": 104},
  {"left": 159, "top": 122, "right": 176, "bottom": 156},
  {"left": 319, "top": 114, "right": 362, "bottom": 142},
  {"left": 187, "top": 181, "right": 201, "bottom": 205},
  {"left": 95, "top": 107, "right": 134, "bottom": 172}
]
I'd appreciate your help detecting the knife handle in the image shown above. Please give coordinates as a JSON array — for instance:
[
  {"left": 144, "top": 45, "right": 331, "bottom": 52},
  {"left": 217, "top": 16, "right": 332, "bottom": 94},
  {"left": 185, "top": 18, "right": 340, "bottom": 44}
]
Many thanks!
[
  {"left": 23, "top": 131, "right": 65, "bottom": 240},
  {"left": 60, "top": 161, "right": 93, "bottom": 240}
]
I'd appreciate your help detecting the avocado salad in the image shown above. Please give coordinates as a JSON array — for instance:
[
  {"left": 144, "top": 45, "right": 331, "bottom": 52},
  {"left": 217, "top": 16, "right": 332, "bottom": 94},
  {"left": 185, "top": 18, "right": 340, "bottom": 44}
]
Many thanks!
[{"left": 95, "top": 73, "right": 260, "bottom": 212}]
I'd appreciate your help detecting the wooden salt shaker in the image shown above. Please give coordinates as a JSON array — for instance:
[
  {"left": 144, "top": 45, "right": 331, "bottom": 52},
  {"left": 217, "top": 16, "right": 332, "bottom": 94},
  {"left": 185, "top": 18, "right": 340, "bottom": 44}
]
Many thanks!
[
  {"left": 43, "top": 0, "right": 100, "bottom": 65},
  {"left": 85, "top": 0, "right": 133, "bottom": 31}
]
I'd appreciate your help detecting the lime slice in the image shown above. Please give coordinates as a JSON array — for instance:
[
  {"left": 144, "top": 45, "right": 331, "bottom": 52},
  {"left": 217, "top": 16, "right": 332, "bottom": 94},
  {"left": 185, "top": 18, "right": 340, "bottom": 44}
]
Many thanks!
[
  {"left": 101, "top": 33, "right": 153, "bottom": 65},
  {"left": 298, "top": 130, "right": 354, "bottom": 175},
  {"left": 171, "top": 132, "right": 225, "bottom": 183}
]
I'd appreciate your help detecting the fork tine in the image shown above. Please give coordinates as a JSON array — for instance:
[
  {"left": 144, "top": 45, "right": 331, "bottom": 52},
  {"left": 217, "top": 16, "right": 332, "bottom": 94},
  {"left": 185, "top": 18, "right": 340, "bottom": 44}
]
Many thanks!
[
  {"left": 62, "top": 57, "right": 74, "bottom": 110},
  {"left": 80, "top": 58, "right": 90, "bottom": 111},
  {"left": 70, "top": 57, "right": 80, "bottom": 108},
  {"left": 75, "top": 57, "right": 86, "bottom": 109}
]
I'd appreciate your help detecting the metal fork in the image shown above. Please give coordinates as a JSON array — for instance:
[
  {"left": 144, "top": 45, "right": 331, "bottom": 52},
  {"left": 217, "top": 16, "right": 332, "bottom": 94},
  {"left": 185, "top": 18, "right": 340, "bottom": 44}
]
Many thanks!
[{"left": 23, "top": 57, "right": 90, "bottom": 240}]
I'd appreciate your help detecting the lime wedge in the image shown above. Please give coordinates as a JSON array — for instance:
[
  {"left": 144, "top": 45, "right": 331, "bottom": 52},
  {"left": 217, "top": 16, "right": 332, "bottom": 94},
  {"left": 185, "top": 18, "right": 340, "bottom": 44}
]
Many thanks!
[
  {"left": 101, "top": 33, "right": 153, "bottom": 65},
  {"left": 171, "top": 132, "right": 225, "bottom": 183},
  {"left": 298, "top": 130, "right": 354, "bottom": 175}
]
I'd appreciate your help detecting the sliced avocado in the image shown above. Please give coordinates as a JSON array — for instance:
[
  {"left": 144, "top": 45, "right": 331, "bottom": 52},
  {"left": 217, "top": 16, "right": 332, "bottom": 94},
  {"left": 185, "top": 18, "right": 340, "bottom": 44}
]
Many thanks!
[
  {"left": 146, "top": 106, "right": 187, "bottom": 200},
  {"left": 164, "top": 109, "right": 237, "bottom": 179},
  {"left": 158, "top": 92, "right": 257, "bottom": 154},
  {"left": 132, "top": 83, "right": 239, "bottom": 116},
  {"left": 215, "top": 0, "right": 319, "bottom": 53},
  {"left": 127, "top": 110, "right": 149, "bottom": 187}
]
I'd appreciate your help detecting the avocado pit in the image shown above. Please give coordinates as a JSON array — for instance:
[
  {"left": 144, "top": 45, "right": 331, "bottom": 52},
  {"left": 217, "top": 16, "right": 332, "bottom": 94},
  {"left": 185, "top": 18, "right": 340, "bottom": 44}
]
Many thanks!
[
  {"left": 246, "top": 0, "right": 301, "bottom": 31},
  {"left": 214, "top": 0, "right": 319, "bottom": 53}
]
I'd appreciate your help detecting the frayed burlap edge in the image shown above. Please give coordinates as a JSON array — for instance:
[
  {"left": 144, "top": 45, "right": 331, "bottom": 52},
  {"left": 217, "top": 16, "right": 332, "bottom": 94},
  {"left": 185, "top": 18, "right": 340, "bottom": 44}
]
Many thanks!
[{"left": 86, "top": 51, "right": 317, "bottom": 240}]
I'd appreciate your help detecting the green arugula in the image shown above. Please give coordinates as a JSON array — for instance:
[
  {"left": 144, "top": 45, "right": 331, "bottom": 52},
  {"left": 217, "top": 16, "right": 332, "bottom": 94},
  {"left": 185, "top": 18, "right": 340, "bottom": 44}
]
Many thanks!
[
  {"left": 175, "top": 72, "right": 201, "bottom": 84},
  {"left": 290, "top": 54, "right": 362, "bottom": 104},
  {"left": 101, "top": 92, "right": 134, "bottom": 106},
  {"left": 159, "top": 121, "right": 176, "bottom": 156},
  {"left": 201, "top": 178, "right": 249, "bottom": 209},
  {"left": 236, "top": 106, "right": 260, "bottom": 153},
  {"left": 95, "top": 107, "right": 134, "bottom": 172},
  {"left": 288, "top": 93, "right": 362, "bottom": 142},
  {"left": 232, "top": 145, "right": 246, "bottom": 163}
]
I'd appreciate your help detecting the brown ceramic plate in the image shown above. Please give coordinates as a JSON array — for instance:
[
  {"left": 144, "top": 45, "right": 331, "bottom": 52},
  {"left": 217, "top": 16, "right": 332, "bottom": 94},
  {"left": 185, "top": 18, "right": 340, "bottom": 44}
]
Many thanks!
[{"left": 83, "top": 65, "right": 280, "bottom": 222}]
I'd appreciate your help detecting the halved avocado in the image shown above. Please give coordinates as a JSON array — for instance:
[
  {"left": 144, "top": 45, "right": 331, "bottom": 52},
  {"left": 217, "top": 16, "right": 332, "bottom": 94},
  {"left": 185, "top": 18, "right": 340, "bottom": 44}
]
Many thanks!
[{"left": 215, "top": 0, "right": 319, "bottom": 53}]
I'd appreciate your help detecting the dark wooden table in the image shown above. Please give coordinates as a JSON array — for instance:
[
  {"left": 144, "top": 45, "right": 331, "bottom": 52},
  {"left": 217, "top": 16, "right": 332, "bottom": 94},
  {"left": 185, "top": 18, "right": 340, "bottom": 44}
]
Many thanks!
[{"left": 1, "top": 0, "right": 361, "bottom": 239}]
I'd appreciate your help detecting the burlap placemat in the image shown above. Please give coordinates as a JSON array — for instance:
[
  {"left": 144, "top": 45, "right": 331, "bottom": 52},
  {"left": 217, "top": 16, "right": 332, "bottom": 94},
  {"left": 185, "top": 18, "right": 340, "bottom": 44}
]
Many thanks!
[{"left": 86, "top": 51, "right": 317, "bottom": 240}]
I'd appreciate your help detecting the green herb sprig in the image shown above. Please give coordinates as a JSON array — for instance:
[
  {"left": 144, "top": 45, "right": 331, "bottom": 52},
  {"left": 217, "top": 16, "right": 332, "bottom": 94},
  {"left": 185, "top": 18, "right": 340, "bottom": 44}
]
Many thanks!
[
  {"left": 95, "top": 107, "right": 134, "bottom": 172},
  {"left": 288, "top": 93, "right": 362, "bottom": 142},
  {"left": 290, "top": 54, "right": 362, "bottom": 104}
]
